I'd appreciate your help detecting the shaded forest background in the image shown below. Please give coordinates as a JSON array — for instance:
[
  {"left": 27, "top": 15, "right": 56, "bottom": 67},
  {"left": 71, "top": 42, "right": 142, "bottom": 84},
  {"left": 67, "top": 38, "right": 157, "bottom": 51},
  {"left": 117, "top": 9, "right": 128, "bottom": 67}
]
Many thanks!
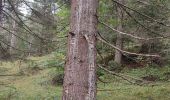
[{"left": 0, "top": 0, "right": 170, "bottom": 100}]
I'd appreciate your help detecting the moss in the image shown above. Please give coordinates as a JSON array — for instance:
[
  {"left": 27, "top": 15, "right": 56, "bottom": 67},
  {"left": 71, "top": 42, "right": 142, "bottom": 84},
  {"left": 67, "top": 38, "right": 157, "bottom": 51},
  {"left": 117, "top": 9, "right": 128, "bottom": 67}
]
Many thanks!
[{"left": 0, "top": 55, "right": 170, "bottom": 100}]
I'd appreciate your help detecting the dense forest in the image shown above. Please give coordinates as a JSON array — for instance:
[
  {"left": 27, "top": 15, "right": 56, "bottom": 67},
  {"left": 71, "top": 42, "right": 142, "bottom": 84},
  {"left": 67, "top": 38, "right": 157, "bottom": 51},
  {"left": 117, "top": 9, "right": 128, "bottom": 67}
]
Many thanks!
[{"left": 0, "top": 0, "right": 170, "bottom": 100}]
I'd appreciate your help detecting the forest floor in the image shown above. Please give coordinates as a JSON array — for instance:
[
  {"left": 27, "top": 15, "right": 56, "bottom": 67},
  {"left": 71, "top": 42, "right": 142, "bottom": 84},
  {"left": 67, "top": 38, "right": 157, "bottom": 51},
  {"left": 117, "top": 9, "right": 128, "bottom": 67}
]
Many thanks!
[{"left": 0, "top": 54, "right": 170, "bottom": 100}]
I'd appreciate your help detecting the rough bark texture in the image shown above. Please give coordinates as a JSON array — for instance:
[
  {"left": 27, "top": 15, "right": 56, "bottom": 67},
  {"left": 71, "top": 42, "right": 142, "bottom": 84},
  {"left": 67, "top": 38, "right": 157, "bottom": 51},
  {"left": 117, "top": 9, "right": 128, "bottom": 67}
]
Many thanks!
[
  {"left": 114, "top": 0, "right": 124, "bottom": 64},
  {"left": 62, "top": 0, "right": 98, "bottom": 100}
]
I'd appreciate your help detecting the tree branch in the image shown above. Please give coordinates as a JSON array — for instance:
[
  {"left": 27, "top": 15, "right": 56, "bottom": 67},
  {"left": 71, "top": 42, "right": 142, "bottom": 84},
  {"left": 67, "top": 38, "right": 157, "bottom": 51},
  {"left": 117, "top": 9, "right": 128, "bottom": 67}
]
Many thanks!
[
  {"left": 112, "top": 0, "right": 170, "bottom": 27},
  {"left": 97, "top": 64, "right": 148, "bottom": 85},
  {"left": 99, "top": 21, "right": 164, "bottom": 40},
  {"left": 97, "top": 32, "right": 160, "bottom": 57}
]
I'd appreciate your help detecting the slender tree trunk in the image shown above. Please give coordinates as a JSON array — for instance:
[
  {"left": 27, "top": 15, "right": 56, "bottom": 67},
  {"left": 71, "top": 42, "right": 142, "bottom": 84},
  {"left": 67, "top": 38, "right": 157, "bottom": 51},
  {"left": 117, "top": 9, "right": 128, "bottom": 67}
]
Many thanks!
[
  {"left": 0, "top": 0, "right": 2, "bottom": 58},
  {"left": 0, "top": 0, "right": 2, "bottom": 23},
  {"left": 10, "top": 20, "right": 17, "bottom": 54},
  {"left": 62, "top": 0, "right": 98, "bottom": 100},
  {"left": 114, "top": 0, "right": 124, "bottom": 64},
  {"left": 0, "top": 0, "right": 11, "bottom": 59},
  {"left": 9, "top": 0, "right": 19, "bottom": 55},
  {"left": 28, "top": 35, "right": 34, "bottom": 56}
]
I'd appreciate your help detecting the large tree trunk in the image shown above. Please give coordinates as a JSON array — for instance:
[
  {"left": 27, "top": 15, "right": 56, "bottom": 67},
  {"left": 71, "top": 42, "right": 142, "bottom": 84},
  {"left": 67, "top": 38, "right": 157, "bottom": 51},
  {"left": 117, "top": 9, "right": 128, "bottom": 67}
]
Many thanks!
[
  {"left": 114, "top": 0, "right": 124, "bottom": 64},
  {"left": 62, "top": 0, "right": 98, "bottom": 100}
]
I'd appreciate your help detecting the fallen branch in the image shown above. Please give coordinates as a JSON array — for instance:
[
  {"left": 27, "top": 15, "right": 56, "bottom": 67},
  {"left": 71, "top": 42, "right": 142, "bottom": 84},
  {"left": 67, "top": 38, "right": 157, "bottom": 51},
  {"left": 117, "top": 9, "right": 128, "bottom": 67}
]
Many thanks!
[
  {"left": 97, "top": 89, "right": 115, "bottom": 91},
  {"left": 0, "top": 83, "right": 17, "bottom": 90},
  {"left": 0, "top": 83, "right": 9, "bottom": 85},
  {"left": 0, "top": 74, "right": 22, "bottom": 77}
]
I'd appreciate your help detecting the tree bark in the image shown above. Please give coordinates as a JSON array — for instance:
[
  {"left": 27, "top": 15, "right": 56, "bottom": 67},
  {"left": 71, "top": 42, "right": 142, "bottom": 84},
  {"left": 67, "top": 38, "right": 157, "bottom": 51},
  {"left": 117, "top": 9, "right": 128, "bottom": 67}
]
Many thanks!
[
  {"left": 114, "top": 0, "right": 124, "bottom": 64},
  {"left": 10, "top": 20, "right": 17, "bottom": 54},
  {"left": 62, "top": 0, "right": 98, "bottom": 100},
  {"left": 9, "top": 0, "right": 19, "bottom": 55},
  {"left": 0, "top": 0, "right": 2, "bottom": 23}
]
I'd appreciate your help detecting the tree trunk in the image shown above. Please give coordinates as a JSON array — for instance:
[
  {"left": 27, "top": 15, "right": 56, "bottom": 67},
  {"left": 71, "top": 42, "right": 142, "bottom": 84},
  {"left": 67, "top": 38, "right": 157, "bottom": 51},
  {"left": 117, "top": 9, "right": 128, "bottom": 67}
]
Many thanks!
[
  {"left": 114, "top": 34, "right": 123, "bottom": 64},
  {"left": 62, "top": 0, "right": 98, "bottom": 100},
  {"left": 9, "top": 0, "right": 19, "bottom": 55},
  {"left": 114, "top": 0, "right": 124, "bottom": 64},
  {"left": 0, "top": 0, "right": 2, "bottom": 23},
  {"left": 10, "top": 20, "right": 17, "bottom": 54}
]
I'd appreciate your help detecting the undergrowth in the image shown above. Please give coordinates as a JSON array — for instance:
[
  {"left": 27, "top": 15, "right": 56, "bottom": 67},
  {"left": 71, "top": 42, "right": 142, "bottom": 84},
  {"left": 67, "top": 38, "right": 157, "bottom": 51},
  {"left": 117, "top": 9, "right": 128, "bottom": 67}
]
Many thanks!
[{"left": 0, "top": 53, "right": 169, "bottom": 100}]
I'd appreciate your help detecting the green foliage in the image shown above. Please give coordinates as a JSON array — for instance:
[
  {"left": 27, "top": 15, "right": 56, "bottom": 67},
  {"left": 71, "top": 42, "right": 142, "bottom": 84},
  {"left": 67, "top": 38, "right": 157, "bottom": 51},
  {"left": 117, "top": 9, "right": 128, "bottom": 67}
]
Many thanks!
[
  {"left": 25, "top": 52, "right": 65, "bottom": 70},
  {"left": 0, "top": 55, "right": 170, "bottom": 99},
  {"left": 97, "top": 82, "right": 170, "bottom": 100},
  {"left": 1, "top": 0, "right": 170, "bottom": 99},
  {"left": 0, "top": 55, "right": 63, "bottom": 100},
  {"left": 51, "top": 73, "right": 64, "bottom": 85},
  {"left": 0, "top": 86, "right": 17, "bottom": 100},
  {"left": 122, "top": 66, "right": 170, "bottom": 81},
  {"left": 97, "top": 68, "right": 105, "bottom": 77},
  {"left": 107, "top": 61, "right": 123, "bottom": 72}
]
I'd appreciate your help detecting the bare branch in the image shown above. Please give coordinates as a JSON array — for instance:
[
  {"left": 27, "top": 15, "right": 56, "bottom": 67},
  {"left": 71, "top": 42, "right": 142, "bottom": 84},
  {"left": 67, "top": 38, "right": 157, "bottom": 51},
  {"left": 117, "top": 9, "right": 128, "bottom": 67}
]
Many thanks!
[
  {"left": 120, "top": 6, "right": 165, "bottom": 37},
  {"left": 99, "top": 21, "right": 164, "bottom": 40},
  {"left": 97, "top": 33, "right": 160, "bottom": 57},
  {"left": 0, "top": 38, "right": 36, "bottom": 54},
  {"left": 0, "top": 25, "right": 40, "bottom": 47},
  {"left": 97, "top": 64, "right": 149, "bottom": 85},
  {"left": 7, "top": 0, "right": 45, "bottom": 40},
  {"left": 7, "top": 0, "right": 59, "bottom": 43},
  {"left": 112, "top": 0, "right": 170, "bottom": 27}
]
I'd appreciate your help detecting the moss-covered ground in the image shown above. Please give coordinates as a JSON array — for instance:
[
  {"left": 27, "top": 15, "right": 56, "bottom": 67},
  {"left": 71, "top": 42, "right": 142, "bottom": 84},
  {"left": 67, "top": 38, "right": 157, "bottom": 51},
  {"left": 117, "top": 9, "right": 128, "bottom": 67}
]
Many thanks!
[{"left": 0, "top": 54, "right": 169, "bottom": 100}]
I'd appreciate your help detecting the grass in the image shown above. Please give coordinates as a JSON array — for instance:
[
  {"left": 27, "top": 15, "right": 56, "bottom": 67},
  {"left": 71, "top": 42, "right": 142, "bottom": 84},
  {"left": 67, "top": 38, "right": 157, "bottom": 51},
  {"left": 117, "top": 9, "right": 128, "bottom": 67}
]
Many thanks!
[
  {"left": 0, "top": 54, "right": 63, "bottom": 100},
  {"left": 97, "top": 82, "right": 170, "bottom": 100},
  {"left": 0, "top": 54, "right": 170, "bottom": 100},
  {"left": 0, "top": 64, "right": 60, "bottom": 100}
]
